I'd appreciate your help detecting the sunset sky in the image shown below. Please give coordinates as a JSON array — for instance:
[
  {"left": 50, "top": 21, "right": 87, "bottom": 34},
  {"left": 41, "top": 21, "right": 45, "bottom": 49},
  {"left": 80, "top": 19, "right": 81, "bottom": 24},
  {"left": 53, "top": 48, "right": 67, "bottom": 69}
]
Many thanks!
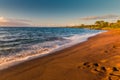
[{"left": 0, "top": 0, "right": 120, "bottom": 27}]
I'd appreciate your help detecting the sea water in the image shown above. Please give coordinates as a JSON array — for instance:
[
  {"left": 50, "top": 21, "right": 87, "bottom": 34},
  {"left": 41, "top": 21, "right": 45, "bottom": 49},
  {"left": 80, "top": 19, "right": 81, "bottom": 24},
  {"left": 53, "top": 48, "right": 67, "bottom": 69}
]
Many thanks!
[{"left": 0, "top": 27, "right": 105, "bottom": 70}]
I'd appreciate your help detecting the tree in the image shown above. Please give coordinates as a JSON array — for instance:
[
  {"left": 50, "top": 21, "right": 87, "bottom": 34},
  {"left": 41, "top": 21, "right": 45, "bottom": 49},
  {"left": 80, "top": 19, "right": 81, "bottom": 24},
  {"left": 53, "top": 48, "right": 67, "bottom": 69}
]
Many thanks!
[
  {"left": 95, "top": 21, "right": 101, "bottom": 25},
  {"left": 103, "top": 22, "right": 109, "bottom": 27},
  {"left": 117, "top": 20, "right": 120, "bottom": 23}
]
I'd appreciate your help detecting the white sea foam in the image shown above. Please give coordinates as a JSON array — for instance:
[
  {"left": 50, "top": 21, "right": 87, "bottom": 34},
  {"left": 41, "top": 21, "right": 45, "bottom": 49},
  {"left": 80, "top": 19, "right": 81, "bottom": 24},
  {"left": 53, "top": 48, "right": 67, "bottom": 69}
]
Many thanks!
[{"left": 0, "top": 31, "right": 106, "bottom": 70}]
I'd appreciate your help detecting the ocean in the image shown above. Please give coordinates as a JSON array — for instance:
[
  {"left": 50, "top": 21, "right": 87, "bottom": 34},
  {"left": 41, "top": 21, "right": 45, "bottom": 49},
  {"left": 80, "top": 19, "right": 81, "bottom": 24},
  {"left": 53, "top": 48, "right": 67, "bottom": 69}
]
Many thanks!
[{"left": 0, "top": 27, "right": 105, "bottom": 70}]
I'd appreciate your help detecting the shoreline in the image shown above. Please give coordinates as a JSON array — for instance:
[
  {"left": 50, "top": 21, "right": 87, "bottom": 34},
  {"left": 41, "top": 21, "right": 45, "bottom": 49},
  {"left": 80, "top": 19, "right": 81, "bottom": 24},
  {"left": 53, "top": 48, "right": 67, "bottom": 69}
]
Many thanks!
[
  {"left": 0, "top": 30, "right": 104, "bottom": 71},
  {"left": 1, "top": 30, "right": 120, "bottom": 80}
]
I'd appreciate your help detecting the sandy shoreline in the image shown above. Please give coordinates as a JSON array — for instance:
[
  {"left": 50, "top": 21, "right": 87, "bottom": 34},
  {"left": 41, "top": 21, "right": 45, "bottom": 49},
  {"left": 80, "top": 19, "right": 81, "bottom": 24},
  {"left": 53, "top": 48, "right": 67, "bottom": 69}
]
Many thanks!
[{"left": 0, "top": 30, "right": 120, "bottom": 80}]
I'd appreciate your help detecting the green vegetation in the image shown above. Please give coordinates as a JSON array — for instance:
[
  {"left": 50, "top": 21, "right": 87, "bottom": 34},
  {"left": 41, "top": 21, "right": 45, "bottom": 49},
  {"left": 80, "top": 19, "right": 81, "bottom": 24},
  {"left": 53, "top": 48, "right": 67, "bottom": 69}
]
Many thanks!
[{"left": 71, "top": 20, "right": 120, "bottom": 30}]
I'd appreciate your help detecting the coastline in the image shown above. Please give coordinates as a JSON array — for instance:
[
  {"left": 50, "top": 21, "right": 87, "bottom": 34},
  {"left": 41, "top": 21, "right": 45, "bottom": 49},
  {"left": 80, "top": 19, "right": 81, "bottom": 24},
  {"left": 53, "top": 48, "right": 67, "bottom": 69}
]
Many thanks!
[
  {"left": 0, "top": 29, "right": 104, "bottom": 70},
  {"left": 1, "top": 30, "right": 120, "bottom": 80}
]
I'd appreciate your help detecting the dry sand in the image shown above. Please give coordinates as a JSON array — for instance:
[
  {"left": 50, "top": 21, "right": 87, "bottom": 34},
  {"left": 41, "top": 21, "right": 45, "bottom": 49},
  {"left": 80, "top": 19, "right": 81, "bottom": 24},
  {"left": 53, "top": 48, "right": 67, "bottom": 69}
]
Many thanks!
[{"left": 0, "top": 30, "right": 120, "bottom": 80}]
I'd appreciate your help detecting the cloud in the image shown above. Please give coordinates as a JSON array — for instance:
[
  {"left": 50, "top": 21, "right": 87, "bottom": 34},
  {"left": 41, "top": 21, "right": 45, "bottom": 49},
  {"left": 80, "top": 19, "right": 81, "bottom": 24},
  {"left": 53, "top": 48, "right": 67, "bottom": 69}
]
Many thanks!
[
  {"left": 80, "top": 15, "right": 120, "bottom": 20},
  {"left": 0, "top": 17, "right": 32, "bottom": 26}
]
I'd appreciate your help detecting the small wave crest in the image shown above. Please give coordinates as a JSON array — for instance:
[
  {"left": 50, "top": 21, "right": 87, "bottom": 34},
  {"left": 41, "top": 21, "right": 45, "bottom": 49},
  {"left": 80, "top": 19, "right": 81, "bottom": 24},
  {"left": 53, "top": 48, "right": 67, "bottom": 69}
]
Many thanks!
[{"left": 0, "top": 40, "right": 70, "bottom": 70}]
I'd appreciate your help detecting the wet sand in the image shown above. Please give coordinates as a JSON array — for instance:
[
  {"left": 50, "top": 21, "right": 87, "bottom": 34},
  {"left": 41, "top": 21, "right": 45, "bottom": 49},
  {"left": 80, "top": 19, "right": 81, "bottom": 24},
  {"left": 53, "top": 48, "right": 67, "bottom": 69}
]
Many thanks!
[{"left": 0, "top": 30, "right": 120, "bottom": 80}]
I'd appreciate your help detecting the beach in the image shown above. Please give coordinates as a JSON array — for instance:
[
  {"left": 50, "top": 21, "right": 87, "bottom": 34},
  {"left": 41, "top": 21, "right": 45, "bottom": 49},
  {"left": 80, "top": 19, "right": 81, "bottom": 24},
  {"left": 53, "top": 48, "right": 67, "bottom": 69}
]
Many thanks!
[{"left": 0, "top": 30, "right": 120, "bottom": 80}]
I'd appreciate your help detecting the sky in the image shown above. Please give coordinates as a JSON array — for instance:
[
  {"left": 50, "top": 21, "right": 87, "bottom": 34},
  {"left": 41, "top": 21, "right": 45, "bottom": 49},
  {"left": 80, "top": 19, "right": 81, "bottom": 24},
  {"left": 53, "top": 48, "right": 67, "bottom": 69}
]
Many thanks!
[{"left": 0, "top": 0, "right": 120, "bottom": 27}]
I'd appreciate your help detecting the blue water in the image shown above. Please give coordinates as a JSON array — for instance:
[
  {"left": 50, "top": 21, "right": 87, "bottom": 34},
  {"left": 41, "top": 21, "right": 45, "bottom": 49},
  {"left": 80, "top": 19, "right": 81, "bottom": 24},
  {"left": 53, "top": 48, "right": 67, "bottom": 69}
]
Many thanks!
[{"left": 0, "top": 27, "right": 104, "bottom": 69}]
